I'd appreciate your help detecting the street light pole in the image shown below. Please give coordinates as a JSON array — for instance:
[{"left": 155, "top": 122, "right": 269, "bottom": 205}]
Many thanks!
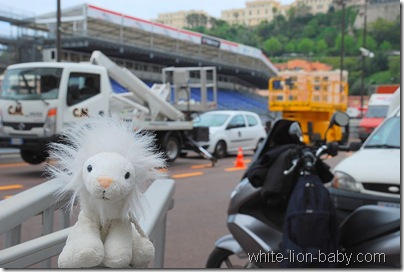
[
  {"left": 56, "top": 0, "right": 61, "bottom": 62},
  {"left": 360, "top": 0, "right": 367, "bottom": 117},
  {"left": 340, "top": 0, "right": 345, "bottom": 89}
]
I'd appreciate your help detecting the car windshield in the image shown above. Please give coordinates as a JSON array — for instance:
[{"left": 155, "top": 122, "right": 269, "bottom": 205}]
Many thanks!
[
  {"left": 365, "top": 116, "right": 400, "bottom": 149},
  {"left": 0, "top": 67, "right": 62, "bottom": 100},
  {"left": 365, "top": 105, "right": 389, "bottom": 118},
  {"left": 193, "top": 113, "right": 230, "bottom": 127}
]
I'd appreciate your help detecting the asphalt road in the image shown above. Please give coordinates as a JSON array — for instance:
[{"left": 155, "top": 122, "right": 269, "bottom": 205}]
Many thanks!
[{"left": 0, "top": 149, "right": 351, "bottom": 268}]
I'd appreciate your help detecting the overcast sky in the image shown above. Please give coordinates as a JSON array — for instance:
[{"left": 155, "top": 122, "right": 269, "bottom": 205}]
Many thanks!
[{"left": 1, "top": 0, "right": 294, "bottom": 21}]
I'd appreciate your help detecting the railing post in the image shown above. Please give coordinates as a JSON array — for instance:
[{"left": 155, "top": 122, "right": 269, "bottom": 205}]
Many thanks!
[
  {"left": 153, "top": 213, "right": 167, "bottom": 268},
  {"left": 5, "top": 225, "right": 21, "bottom": 248}
]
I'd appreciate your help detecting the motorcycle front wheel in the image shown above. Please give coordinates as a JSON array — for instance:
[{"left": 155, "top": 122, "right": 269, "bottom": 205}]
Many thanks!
[{"left": 206, "top": 247, "right": 252, "bottom": 268}]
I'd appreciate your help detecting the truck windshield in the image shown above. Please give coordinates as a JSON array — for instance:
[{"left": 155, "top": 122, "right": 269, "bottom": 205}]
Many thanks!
[
  {"left": 0, "top": 68, "right": 62, "bottom": 100},
  {"left": 365, "top": 105, "right": 389, "bottom": 118}
]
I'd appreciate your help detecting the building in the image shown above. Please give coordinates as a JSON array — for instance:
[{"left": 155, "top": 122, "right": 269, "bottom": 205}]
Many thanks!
[
  {"left": 221, "top": 0, "right": 289, "bottom": 26},
  {"left": 293, "top": 0, "right": 335, "bottom": 15},
  {"left": 155, "top": 10, "right": 210, "bottom": 29},
  {"left": 353, "top": 0, "right": 400, "bottom": 29}
]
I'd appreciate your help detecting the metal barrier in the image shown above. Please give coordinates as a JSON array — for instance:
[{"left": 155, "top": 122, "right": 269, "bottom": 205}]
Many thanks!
[{"left": 0, "top": 178, "right": 175, "bottom": 268}]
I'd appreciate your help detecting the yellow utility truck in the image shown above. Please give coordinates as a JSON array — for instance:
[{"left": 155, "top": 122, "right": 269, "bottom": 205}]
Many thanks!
[{"left": 268, "top": 77, "right": 349, "bottom": 144}]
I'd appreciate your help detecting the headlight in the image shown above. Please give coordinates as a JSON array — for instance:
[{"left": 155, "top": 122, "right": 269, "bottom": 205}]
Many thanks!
[
  {"left": 44, "top": 108, "right": 57, "bottom": 137},
  {"left": 332, "top": 171, "right": 360, "bottom": 192}
]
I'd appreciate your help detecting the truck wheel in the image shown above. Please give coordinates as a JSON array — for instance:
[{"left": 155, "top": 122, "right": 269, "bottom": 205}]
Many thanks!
[
  {"left": 163, "top": 135, "right": 180, "bottom": 163},
  {"left": 20, "top": 150, "right": 46, "bottom": 165},
  {"left": 214, "top": 140, "right": 227, "bottom": 158}
]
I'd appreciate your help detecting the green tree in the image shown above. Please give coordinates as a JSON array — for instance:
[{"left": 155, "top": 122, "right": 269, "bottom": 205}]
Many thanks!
[
  {"left": 263, "top": 37, "right": 282, "bottom": 56},
  {"left": 284, "top": 41, "right": 296, "bottom": 53},
  {"left": 334, "top": 34, "right": 357, "bottom": 55},
  {"left": 388, "top": 56, "right": 400, "bottom": 82},
  {"left": 303, "top": 19, "right": 319, "bottom": 38},
  {"left": 315, "top": 39, "right": 328, "bottom": 54},
  {"left": 369, "top": 18, "right": 400, "bottom": 48},
  {"left": 318, "top": 27, "right": 338, "bottom": 48},
  {"left": 356, "top": 34, "right": 378, "bottom": 52},
  {"left": 296, "top": 38, "right": 315, "bottom": 55},
  {"left": 379, "top": 41, "right": 392, "bottom": 51}
]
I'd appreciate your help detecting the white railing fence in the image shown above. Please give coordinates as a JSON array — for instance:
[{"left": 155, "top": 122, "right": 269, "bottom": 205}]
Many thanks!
[{"left": 0, "top": 178, "right": 175, "bottom": 268}]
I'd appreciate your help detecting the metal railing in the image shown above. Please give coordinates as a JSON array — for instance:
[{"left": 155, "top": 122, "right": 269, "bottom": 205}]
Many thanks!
[{"left": 0, "top": 178, "right": 175, "bottom": 268}]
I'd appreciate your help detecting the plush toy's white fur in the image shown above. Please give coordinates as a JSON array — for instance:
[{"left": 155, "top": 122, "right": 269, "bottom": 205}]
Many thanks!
[{"left": 46, "top": 116, "right": 166, "bottom": 268}]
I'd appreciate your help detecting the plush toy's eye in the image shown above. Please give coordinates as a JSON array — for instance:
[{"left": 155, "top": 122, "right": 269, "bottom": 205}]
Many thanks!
[
  {"left": 124, "top": 172, "right": 130, "bottom": 179},
  {"left": 87, "top": 165, "right": 92, "bottom": 172}
]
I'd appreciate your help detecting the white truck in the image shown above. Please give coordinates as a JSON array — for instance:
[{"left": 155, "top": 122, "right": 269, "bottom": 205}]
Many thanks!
[{"left": 0, "top": 51, "right": 215, "bottom": 164}]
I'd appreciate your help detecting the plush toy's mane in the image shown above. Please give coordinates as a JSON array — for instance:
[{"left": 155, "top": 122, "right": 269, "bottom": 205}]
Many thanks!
[{"left": 46, "top": 116, "right": 166, "bottom": 222}]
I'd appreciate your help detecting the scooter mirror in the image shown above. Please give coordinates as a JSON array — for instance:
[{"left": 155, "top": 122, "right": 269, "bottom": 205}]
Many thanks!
[
  {"left": 331, "top": 111, "right": 350, "bottom": 127},
  {"left": 288, "top": 122, "right": 303, "bottom": 143}
]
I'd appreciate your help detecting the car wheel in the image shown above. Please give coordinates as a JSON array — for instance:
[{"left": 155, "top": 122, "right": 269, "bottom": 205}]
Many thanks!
[{"left": 214, "top": 140, "right": 227, "bottom": 158}]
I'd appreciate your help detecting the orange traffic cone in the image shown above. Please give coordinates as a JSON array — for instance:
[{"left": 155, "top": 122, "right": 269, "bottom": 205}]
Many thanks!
[{"left": 234, "top": 147, "right": 246, "bottom": 168}]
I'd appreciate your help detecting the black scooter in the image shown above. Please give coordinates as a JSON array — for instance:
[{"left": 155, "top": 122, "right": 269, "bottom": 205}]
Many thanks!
[{"left": 206, "top": 111, "right": 400, "bottom": 268}]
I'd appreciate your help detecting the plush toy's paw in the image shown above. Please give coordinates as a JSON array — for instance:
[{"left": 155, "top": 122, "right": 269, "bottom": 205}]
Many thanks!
[
  {"left": 58, "top": 240, "right": 104, "bottom": 268},
  {"left": 103, "top": 248, "right": 132, "bottom": 268},
  {"left": 131, "top": 237, "right": 155, "bottom": 268}
]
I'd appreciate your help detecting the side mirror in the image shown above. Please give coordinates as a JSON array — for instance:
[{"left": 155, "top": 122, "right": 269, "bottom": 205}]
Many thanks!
[
  {"left": 349, "top": 141, "right": 362, "bottom": 152},
  {"left": 288, "top": 122, "right": 303, "bottom": 143},
  {"left": 324, "top": 111, "right": 350, "bottom": 141},
  {"left": 330, "top": 111, "right": 350, "bottom": 127}
]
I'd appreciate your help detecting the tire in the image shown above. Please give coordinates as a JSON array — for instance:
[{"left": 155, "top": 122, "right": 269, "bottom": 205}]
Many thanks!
[
  {"left": 163, "top": 135, "right": 180, "bottom": 163},
  {"left": 20, "top": 149, "right": 46, "bottom": 165},
  {"left": 206, "top": 247, "right": 247, "bottom": 268},
  {"left": 214, "top": 140, "right": 227, "bottom": 158}
]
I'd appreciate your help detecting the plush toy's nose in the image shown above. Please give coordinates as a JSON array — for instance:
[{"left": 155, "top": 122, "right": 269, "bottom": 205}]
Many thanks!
[{"left": 97, "top": 176, "right": 113, "bottom": 188}]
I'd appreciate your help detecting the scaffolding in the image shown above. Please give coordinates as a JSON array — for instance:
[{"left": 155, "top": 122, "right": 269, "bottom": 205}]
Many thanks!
[{"left": 269, "top": 77, "right": 349, "bottom": 144}]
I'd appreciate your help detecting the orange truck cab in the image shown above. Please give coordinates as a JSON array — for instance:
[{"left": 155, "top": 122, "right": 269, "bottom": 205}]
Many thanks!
[{"left": 358, "top": 93, "right": 394, "bottom": 142}]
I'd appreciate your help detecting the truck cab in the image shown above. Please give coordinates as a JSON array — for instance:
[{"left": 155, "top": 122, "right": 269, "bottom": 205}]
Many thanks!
[
  {"left": 358, "top": 93, "right": 394, "bottom": 142},
  {"left": 0, "top": 62, "right": 110, "bottom": 164}
]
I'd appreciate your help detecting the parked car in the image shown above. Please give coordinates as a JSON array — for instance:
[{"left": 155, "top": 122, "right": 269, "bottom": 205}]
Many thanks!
[
  {"left": 329, "top": 106, "right": 400, "bottom": 219},
  {"left": 192, "top": 110, "right": 267, "bottom": 158}
]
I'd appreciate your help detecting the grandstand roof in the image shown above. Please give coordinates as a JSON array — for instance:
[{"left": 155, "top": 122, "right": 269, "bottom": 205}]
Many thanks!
[{"left": 33, "top": 4, "right": 278, "bottom": 89}]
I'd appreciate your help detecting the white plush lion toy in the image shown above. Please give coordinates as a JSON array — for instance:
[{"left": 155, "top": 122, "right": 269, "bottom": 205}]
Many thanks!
[{"left": 46, "top": 116, "right": 166, "bottom": 268}]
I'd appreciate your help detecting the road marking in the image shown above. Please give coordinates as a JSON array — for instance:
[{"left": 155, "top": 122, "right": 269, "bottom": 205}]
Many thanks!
[
  {"left": 0, "top": 162, "right": 29, "bottom": 168},
  {"left": 171, "top": 172, "right": 204, "bottom": 179},
  {"left": 191, "top": 163, "right": 213, "bottom": 169},
  {"left": 225, "top": 167, "right": 247, "bottom": 172},
  {"left": 0, "top": 184, "right": 24, "bottom": 191}
]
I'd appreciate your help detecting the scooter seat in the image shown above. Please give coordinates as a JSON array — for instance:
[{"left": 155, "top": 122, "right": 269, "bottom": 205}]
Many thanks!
[{"left": 339, "top": 205, "right": 400, "bottom": 248}]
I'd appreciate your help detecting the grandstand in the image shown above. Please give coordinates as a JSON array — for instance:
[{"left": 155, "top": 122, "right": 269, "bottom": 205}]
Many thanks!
[
  {"left": 32, "top": 4, "right": 277, "bottom": 89},
  {"left": 0, "top": 3, "right": 278, "bottom": 115}
]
